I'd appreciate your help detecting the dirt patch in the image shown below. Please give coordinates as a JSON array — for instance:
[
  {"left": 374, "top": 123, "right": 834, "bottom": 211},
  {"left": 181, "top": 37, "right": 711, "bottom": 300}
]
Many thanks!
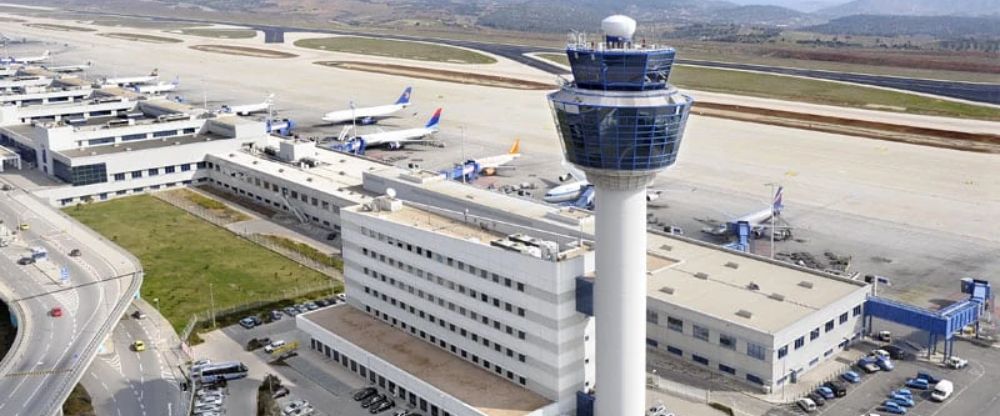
[
  {"left": 24, "top": 23, "right": 95, "bottom": 32},
  {"left": 190, "top": 44, "right": 297, "bottom": 59},
  {"left": 693, "top": 101, "right": 1000, "bottom": 154},
  {"left": 316, "top": 61, "right": 552, "bottom": 90},
  {"left": 98, "top": 32, "right": 182, "bottom": 44}
]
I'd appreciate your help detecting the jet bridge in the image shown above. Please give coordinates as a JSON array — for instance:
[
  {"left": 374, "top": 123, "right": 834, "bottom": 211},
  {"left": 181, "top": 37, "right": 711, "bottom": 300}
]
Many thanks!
[{"left": 864, "top": 278, "right": 992, "bottom": 361}]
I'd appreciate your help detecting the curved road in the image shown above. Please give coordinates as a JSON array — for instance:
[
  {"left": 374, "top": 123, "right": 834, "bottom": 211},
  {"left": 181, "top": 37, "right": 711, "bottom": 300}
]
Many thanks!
[{"left": 0, "top": 188, "right": 142, "bottom": 416}]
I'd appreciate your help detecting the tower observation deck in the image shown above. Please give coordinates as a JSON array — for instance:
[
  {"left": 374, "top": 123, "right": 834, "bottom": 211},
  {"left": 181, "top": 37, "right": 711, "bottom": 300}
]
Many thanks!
[{"left": 548, "top": 15, "right": 693, "bottom": 416}]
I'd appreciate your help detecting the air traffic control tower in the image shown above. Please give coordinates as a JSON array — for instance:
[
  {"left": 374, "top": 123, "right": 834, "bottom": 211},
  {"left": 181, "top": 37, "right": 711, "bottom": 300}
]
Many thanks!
[{"left": 548, "top": 15, "right": 693, "bottom": 416}]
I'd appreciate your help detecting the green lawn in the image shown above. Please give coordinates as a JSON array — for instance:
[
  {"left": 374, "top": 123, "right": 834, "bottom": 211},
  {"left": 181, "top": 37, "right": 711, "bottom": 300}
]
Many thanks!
[
  {"left": 177, "top": 28, "right": 257, "bottom": 39},
  {"left": 86, "top": 18, "right": 194, "bottom": 30},
  {"left": 295, "top": 36, "right": 497, "bottom": 64},
  {"left": 536, "top": 53, "right": 998, "bottom": 121},
  {"left": 67, "top": 196, "right": 335, "bottom": 332}
]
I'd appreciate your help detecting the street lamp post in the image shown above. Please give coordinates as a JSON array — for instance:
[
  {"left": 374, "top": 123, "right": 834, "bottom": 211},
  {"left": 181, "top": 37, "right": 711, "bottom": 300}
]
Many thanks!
[{"left": 209, "top": 283, "right": 216, "bottom": 328}]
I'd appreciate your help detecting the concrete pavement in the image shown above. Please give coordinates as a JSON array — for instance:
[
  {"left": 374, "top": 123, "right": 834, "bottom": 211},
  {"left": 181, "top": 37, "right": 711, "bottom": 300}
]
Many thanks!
[{"left": 0, "top": 185, "right": 142, "bottom": 416}]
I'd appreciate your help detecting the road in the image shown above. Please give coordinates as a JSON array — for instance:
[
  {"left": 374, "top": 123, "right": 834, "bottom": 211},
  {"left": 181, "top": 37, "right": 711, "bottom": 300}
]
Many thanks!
[
  {"left": 83, "top": 301, "right": 187, "bottom": 416},
  {"left": 0, "top": 186, "right": 142, "bottom": 416},
  {"left": 54, "top": 9, "right": 1000, "bottom": 105}
]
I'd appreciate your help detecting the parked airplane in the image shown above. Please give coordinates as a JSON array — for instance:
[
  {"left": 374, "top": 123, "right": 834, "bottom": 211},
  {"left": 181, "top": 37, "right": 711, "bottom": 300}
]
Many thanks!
[
  {"left": 543, "top": 163, "right": 664, "bottom": 208},
  {"left": 345, "top": 108, "right": 442, "bottom": 150},
  {"left": 221, "top": 93, "right": 274, "bottom": 116},
  {"left": 102, "top": 69, "right": 159, "bottom": 87},
  {"left": 0, "top": 50, "right": 50, "bottom": 65},
  {"left": 441, "top": 140, "right": 521, "bottom": 181},
  {"left": 131, "top": 77, "right": 179, "bottom": 94},
  {"left": 44, "top": 61, "right": 91, "bottom": 73},
  {"left": 322, "top": 87, "right": 412, "bottom": 125},
  {"left": 701, "top": 187, "right": 786, "bottom": 238}
]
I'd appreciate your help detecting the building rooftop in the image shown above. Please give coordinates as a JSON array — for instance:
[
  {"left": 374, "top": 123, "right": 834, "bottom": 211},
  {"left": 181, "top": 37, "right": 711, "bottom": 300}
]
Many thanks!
[
  {"left": 352, "top": 201, "right": 508, "bottom": 244},
  {"left": 644, "top": 232, "right": 867, "bottom": 334},
  {"left": 303, "top": 306, "right": 552, "bottom": 416},
  {"left": 56, "top": 133, "right": 231, "bottom": 158}
]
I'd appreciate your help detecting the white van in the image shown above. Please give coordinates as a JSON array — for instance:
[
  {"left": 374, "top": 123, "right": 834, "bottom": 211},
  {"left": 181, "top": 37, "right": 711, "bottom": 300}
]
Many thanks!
[
  {"left": 931, "top": 379, "right": 954, "bottom": 401},
  {"left": 797, "top": 398, "right": 817, "bottom": 413}
]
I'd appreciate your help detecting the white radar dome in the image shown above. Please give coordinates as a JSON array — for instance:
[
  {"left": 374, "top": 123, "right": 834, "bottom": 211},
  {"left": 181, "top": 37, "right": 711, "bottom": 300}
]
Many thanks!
[{"left": 601, "top": 15, "right": 637, "bottom": 40}]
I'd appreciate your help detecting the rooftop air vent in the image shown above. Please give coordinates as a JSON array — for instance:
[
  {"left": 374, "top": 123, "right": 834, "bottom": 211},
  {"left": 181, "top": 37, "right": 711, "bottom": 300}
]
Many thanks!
[
  {"left": 747, "top": 282, "right": 760, "bottom": 291},
  {"left": 659, "top": 287, "right": 675, "bottom": 295},
  {"left": 736, "top": 310, "right": 753, "bottom": 319},
  {"left": 725, "top": 262, "right": 739, "bottom": 269},
  {"left": 769, "top": 293, "right": 785, "bottom": 302},
  {"left": 659, "top": 244, "right": 672, "bottom": 251},
  {"left": 798, "top": 281, "right": 814, "bottom": 289},
  {"left": 694, "top": 272, "right": 708, "bottom": 280},
  {"left": 307, "top": 178, "right": 313, "bottom": 182},
  {"left": 278, "top": 168, "right": 284, "bottom": 173}
]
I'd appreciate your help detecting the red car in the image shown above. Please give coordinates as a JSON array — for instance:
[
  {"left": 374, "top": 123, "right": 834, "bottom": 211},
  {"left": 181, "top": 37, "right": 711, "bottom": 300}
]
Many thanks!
[{"left": 50, "top": 307, "right": 63, "bottom": 317}]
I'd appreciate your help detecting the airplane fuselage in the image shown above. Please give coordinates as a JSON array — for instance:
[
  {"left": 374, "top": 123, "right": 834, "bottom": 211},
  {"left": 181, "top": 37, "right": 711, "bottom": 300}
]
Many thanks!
[{"left": 323, "top": 103, "right": 407, "bottom": 124}]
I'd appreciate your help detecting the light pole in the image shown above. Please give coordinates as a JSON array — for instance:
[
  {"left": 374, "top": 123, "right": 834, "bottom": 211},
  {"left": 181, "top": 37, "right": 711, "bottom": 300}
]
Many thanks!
[
  {"left": 765, "top": 182, "right": 781, "bottom": 259},
  {"left": 460, "top": 126, "right": 466, "bottom": 184},
  {"left": 209, "top": 282, "right": 216, "bottom": 328}
]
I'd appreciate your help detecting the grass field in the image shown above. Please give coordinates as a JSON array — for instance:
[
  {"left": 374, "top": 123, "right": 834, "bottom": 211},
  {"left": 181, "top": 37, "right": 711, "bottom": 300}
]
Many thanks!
[
  {"left": 295, "top": 36, "right": 497, "bottom": 64},
  {"left": 67, "top": 196, "right": 334, "bottom": 332},
  {"left": 86, "top": 17, "right": 194, "bottom": 30},
  {"left": 535, "top": 53, "right": 998, "bottom": 121},
  {"left": 24, "top": 23, "right": 95, "bottom": 32},
  {"left": 258, "top": 234, "right": 343, "bottom": 270},
  {"left": 177, "top": 28, "right": 257, "bottom": 39},
  {"left": 99, "top": 33, "right": 183, "bottom": 44}
]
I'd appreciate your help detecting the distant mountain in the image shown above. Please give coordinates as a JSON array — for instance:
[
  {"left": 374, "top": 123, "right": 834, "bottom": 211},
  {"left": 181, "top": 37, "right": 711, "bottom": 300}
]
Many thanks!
[
  {"left": 711, "top": 5, "right": 819, "bottom": 25},
  {"left": 818, "top": 0, "right": 1000, "bottom": 17},
  {"left": 806, "top": 14, "right": 1000, "bottom": 37},
  {"left": 725, "top": 0, "right": 849, "bottom": 13}
]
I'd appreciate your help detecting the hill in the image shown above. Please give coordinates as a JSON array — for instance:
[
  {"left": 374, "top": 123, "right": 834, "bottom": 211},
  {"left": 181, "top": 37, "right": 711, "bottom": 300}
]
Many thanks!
[
  {"left": 818, "top": 0, "right": 1000, "bottom": 17},
  {"left": 711, "top": 5, "right": 818, "bottom": 25},
  {"left": 807, "top": 14, "right": 1000, "bottom": 37}
]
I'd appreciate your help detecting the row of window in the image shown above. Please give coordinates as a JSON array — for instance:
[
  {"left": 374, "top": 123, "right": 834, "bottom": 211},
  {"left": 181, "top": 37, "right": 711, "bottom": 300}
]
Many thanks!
[
  {"left": 649, "top": 311, "right": 768, "bottom": 361},
  {"left": 362, "top": 247, "right": 529, "bottom": 328},
  {"left": 359, "top": 227, "right": 528, "bottom": 294},
  {"left": 362, "top": 283, "right": 528, "bottom": 367},
  {"left": 364, "top": 303, "right": 529, "bottom": 387},
  {"left": 651, "top": 340, "right": 766, "bottom": 386},
  {"left": 207, "top": 178, "right": 338, "bottom": 230},
  {"left": 79, "top": 127, "right": 198, "bottom": 148},
  {"left": 777, "top": 305, "right": 863, "bottom": 359},
  {"left": 113, "top": 162, "right": 205, "bottom": 181},
  {"left": 57, "top": 178, "right": 204, "bottom": 205},
  {"left": 210, "top": 161, "right": 343, "bottom": 215},
  {"left": 310, "top": 338, "right": 454, "bottom": 416}
]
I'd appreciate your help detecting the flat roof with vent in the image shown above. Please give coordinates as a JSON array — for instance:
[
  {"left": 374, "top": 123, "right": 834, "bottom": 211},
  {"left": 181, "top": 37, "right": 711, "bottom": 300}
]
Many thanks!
[{"left": 645, "top": 232, "right": 867, "bottom": 334}]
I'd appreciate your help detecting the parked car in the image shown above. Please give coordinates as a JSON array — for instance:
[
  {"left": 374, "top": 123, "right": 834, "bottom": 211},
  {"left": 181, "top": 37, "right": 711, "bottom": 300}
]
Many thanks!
[
  {"left": 889, "top": 393, "right": 914, "bottom": 407},
  {"left": 283, "top": 306, "right": 299, "bottom": 316},
  {"left": 815, "top": 386, "right": 835, "bottom": 400},
  {"left": 361, "top": 394, "right": 386, "bottom": 408},
  {"left": 905, "top": 378, "right": 930, "bottom": 390},
  {"left": 304, "top": 301, "right": 318, "bottom": 310},
  {"left": 823, "top": 381, "right": 847, "bottom": 397},
  {"left": 891, "top": 388, "right": 912, "bottom": 398},
  {"left": 196, "top": 396, "right": 223, "bottom": 407},
  {"left": 69, "top": 248, "right": 82, "bottom": 257},
  {"left": 264, "top": 339, "right": 286, "bottom": 353},
  {"left": 946, "top": 356, "right": 968, "bottom": 369},
  {"left": 930, "top": 380, "right": 954, "bottom": 402},
  {"left": 877, "top": 331, "right": 892, "bottom": 342},
  {"left": 876, "top": 356, "right": 895, "bottom": 371},
  {"left": 282, "top": 400, "right": 308, "bottom": 415},
  {"left": 841, "top": 371, "right": 862, "bottom": 384},
  {"left": 646, "top": 403, "right": 674, "bottom": 416},
  {"left": 370, "top": 399, "right": 395, "bottom": 414},
  {"left": 884, "top": 345, "right": 910, "bottom": 360},
  {"left": 132, "top": 310, "right": 146, "bottom": 319},
  {"left": 337, "top": 293, "right": 346, "bottom": 301},
  {"left": 272, "top": 386, "right": 290, "bottom": 399},
  {"left": 796, "top": 398, "right": 817, "bottom": 413},
  {"left": 50, "top": 307, "right": 63, "bottom": 318},
  {"left": 354, "top": 387, "right": 378, "bottom": 401},
  {"left": 239, "top": 317, "right": 258, "bottom": 329},
  {"left": 871, "top": 349, "right": 890, "bottom": 358},
  {"left": 131, "top": 340, "right": 146, "bottom": 352},
  {"left": 880, "top": 400, "right": 907, "bottom": 414},
  {"left": 17, "top": 257, "right": 34, "bottom": 265},
  {"left": 916, "top": 372, "right": 941, "bottom": 384},
  {"left": 270, "top": 310, "right": 283, "bottom": 321},
  {"left": 807, "top": 392, "right": 826, "bottom": 406},
  {"left": 858, "top": 357, "right": 881, "bottom": 373},
  {"left": 316, "top": 299, "right": 330, "bottom": 307},
  {"left": 296, "top": 304, "right": 309, "bottom": 314}
]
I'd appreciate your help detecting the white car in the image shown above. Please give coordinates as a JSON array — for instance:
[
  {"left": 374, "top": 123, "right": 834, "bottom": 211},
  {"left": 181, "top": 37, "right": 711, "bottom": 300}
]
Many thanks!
[
  {"left": 282, "top": 400, "right": 308, "bottom": 415},
  {"left": 871, "top": 349, "right": 890, "bottom": 358},
  {"left": 646, "top": 403, "right": 674, "bottom": 416},
  {"left": 946, "top": 356, "right": 968, "bottom": 369},
  {"left": 265, "top": 339, "right": 287, "bottom": 353},
  {"left": 196, "top": 396, "right": 223, "bottom": 407}
]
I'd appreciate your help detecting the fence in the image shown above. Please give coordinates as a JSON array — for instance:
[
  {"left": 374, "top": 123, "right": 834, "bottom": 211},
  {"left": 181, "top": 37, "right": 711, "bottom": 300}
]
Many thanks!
[
  {"left": 154, "top": 190, "right": 342, "bottom": 278},
  {"left": 647, "top": 372, "right": 711, "bottom": 403}
]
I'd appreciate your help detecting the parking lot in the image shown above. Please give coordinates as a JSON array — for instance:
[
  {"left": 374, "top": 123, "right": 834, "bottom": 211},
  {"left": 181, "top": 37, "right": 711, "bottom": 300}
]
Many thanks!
[{"left": 773, "top": 339, "right": 988, "bottom": 416}]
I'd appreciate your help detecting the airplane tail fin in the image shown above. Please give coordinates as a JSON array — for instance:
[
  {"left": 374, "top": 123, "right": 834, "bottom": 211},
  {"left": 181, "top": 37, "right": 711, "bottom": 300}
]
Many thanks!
[
  {"left": 772, "top": 186, "right": 784, "bottom": 215},
  {"left": 395, "top": 86, "right": 413, "bottom": 105},
  {"left": 43, "top": 50, "right": 50, "bottom": 57},
  {"left": 151, "top": 68, "right": 159, "bottom": 76},
  {"left": 172, "top": 76, "right": 180, "bottom": 86},
  {"left": 265, "top": 93, "right": 275, "bottom": 104},
  {"left": 424, "top": 108, "right": 442, "bottom": 129},
  {"left": 509, "top": 139, "right": 521, "bottom": 155}
]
